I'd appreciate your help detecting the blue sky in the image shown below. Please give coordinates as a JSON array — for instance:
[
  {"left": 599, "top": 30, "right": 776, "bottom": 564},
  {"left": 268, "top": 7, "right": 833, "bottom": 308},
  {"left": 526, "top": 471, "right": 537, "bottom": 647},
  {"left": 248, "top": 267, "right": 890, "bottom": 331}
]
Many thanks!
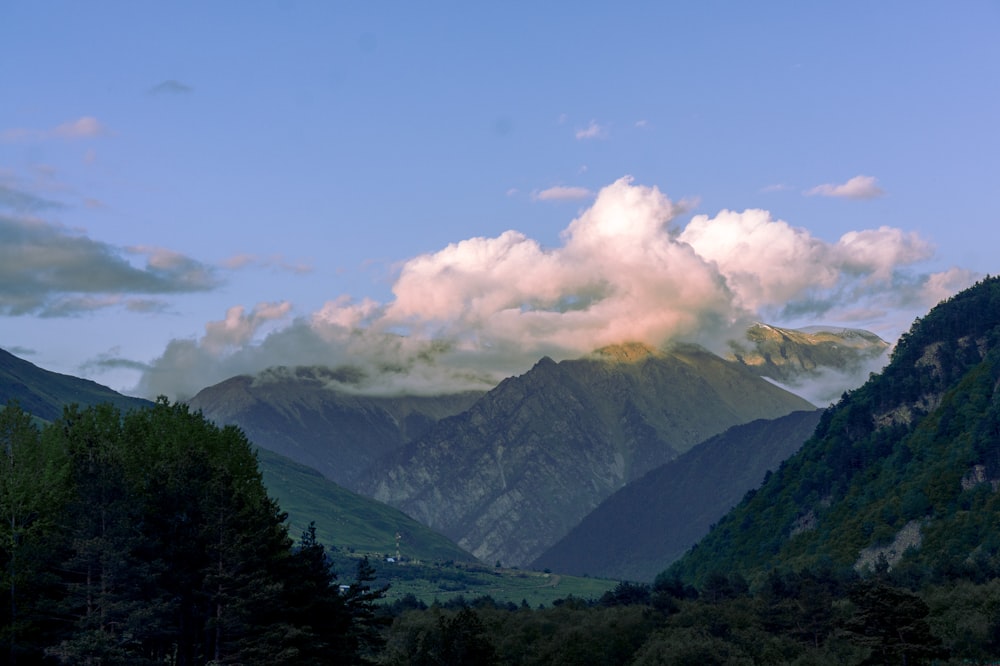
[{"left": 2, "top": 2, "right": 998, "bottom": 401}]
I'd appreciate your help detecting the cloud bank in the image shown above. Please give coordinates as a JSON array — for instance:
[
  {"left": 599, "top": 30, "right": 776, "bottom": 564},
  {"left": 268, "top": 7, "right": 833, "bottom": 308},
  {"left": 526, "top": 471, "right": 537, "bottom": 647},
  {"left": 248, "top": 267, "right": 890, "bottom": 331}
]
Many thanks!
[{"left": 136, "top": 177, "right": 972, "bottom": 400}]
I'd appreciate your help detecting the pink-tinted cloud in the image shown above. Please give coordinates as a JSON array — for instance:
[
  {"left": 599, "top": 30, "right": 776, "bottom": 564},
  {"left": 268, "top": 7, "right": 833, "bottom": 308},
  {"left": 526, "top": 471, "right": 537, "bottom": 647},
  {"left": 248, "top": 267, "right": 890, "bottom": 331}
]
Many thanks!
[
  {"left": 575, "top": 120, "right": 606, "bottom": 140},
  {"left": 137, "top": 177, "right": 973, "bottom": 399},
  {"left": 806, "top": 175, "right": 885, "bottom": 199},
  {"left": 1, "top": 116, "right": 109, "bottom": 142}
]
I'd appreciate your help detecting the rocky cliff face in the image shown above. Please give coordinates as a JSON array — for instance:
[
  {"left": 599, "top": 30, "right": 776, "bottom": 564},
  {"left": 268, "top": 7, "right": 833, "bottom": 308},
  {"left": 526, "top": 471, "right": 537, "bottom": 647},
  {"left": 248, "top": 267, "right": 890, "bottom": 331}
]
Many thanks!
[
  {"left": 187, "top": 366, "right": 483, "bottom": 488},
  {"left": 358, "top": 343, "right": 815, "bottom": 567}
]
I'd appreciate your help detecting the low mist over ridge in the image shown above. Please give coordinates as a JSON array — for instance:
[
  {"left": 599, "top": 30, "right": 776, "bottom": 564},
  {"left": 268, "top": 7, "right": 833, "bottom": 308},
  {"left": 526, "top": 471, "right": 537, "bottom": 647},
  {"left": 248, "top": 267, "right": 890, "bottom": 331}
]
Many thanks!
[{"left": 727, "top": 324, "right": 891, "bottom": 405}]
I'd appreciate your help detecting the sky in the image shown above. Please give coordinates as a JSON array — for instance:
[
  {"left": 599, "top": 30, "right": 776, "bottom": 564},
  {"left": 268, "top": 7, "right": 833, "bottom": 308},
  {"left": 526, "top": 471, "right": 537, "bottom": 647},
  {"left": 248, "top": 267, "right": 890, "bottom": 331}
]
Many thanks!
[{"left": 2, "top": 2, "right": 998, "bottom": 403}]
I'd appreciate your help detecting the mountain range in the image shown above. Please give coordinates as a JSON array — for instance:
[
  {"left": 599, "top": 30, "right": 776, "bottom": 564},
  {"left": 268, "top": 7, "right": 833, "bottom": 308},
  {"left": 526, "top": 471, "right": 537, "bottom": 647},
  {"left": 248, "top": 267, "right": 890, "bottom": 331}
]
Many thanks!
[
  {"left": 3, "top": 321, "right": 895, "bottom": 580},
  {"left": 356, "top": 342, "right": 814, "bottom": 566}
]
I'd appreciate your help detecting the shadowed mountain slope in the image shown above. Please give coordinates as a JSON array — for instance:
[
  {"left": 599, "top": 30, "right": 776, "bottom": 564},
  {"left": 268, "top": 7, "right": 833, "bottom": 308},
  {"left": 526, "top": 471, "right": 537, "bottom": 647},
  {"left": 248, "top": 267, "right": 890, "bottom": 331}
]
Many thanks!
[
  {"left": 187, "top": 366, "right": 483, "bottom": 488},
  {"left": 0, "top": 348, "right": 152, "bottom": 421},
  {"left": 359, "top": 342, "right": 815, "bottom": 567},
  {"left": 532, "top": 409, "right": 823, "bottom": 582}
]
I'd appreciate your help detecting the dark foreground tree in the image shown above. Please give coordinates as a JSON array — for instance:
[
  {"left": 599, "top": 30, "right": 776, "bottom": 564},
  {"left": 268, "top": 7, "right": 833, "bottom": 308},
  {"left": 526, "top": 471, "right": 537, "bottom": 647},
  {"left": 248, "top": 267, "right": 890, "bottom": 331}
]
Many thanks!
[
  {"left": 842, "top": 580, "right": 947, "bottom": 665},
  {"left": 0, "top": 398, "right": 381, "bottom": 664}
]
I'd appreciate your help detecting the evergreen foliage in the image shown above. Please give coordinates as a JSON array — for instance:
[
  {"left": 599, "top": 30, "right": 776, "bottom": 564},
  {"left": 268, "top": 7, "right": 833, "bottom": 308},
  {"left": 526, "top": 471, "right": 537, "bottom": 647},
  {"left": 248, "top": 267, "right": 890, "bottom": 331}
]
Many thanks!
[
  {"left": 667, "top": 275, "right": 1000, "bottom": 587},
  {"left": 0, "top": 398, "right": 383, "bottom": 664}
]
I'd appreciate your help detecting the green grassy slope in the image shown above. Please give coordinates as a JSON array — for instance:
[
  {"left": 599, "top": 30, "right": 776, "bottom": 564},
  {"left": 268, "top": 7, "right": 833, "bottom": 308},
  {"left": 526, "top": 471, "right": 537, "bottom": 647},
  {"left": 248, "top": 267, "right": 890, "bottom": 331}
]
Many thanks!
[{"left": 257, "top": 446, "right": 475, "bottom": 563}]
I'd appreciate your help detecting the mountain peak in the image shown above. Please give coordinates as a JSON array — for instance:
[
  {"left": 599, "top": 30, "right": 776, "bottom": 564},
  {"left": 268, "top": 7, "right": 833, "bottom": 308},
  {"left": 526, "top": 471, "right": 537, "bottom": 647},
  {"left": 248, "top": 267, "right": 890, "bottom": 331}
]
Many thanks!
[{"left": 588, "top": 341, "right": 661, "bottom": 363}]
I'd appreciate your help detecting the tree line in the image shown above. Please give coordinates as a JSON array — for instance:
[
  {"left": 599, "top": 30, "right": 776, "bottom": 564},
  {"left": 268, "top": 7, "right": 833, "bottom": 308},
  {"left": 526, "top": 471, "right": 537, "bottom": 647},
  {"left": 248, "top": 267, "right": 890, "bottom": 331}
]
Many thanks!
[
  {"left": 375, "top": 567, "right": 1000, "bottom": 665},
  {"left": 0, "top": 398, "right": 385, "bottom": 665}
]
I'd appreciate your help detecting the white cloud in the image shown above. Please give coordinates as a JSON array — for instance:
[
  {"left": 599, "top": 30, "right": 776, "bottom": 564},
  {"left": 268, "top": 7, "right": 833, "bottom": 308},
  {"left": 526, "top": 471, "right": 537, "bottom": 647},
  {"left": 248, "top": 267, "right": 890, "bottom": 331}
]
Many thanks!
[
  {"left": 53, "top": 117, "right": 107, "bottom": 139},
  {"left": 575, "top": 120, "right": 606, "bottom": 140},
  {"left": 835, "top": 227, "right": 932, "bottom": 280},
  {"left": 136, "top": 177, "right": 974, "bottom": 400},
  {"left": 1, "top": 116, "right": 109, "bottom": 142},
  {"left": 806, "top": 175, "right": 885, "bottom": 200},
  {"left": 532, "top": 186, "right": 593, "bottom": 201},
  {"left": 202, "top": 302, "right": 292, "bottom": 354}
]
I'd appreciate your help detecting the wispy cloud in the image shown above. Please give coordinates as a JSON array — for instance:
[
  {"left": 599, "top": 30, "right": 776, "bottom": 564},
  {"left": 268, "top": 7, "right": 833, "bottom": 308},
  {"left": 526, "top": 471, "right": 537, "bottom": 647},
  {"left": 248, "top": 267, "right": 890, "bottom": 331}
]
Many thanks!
[
  {"left": 221, "top": 253, "right": 313, "bottom": 274},
  {"left": 0, "top": 183, "right": 65, "bottom": 212},
  {"left": 806, "top": 175, "right": 885, "bottom": 200},
  {"left": 1, "top": 116, "right": 109, "bottom": 142},
  {"left": 53, "top": 117, "right": 107, "bottom": 139},
  {"left": 148, "top": 79, "right": 194, "bottom": 95},
  {"left": 532, "top": 186, "right": 594, "bottom": 201},
  {"left": 0, "top": 216, "right": 221, "bottom": 317},
  {"left": 80, "top": 349, "right": 151, "bottom": 375},
  {"left": 760, "top": 183, "right": 791, "bottom": 193},
  {"left": 634, "top": 119, "right": 648, "bottom": 128},
  {"left": 575, "top": 120, "right": 606, "bottom": 140}
]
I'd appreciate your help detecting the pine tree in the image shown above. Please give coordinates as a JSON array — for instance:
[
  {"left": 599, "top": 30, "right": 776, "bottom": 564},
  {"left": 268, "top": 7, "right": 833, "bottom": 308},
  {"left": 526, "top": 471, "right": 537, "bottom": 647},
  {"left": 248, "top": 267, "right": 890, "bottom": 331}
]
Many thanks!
[{"left": 0, "top": 402, "right": 70, "bottom": 663}]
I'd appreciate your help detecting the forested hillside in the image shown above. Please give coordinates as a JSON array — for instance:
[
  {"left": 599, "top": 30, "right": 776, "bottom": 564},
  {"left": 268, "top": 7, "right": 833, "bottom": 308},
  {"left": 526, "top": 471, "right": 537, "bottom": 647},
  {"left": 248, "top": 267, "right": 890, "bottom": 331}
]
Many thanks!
[
  {"left": 669, "top": 275, "right": 1000, "bottom": 587},
  {"left": 0, "top": 399, "right": 386, "bottom": 664}
]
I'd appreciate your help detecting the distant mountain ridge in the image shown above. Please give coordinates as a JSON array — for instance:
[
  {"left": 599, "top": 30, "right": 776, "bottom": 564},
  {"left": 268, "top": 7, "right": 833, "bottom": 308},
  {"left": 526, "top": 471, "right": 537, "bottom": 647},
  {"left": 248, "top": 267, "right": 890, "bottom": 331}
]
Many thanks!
[
  {"left": 187, "top": 366, "right": 483, "bottom": 488},
  {"left": 532, "top": 408, "right": 823, "bottom": 581},
  {"left": 358, "top": 342, "right": 814, "bottom": 567},
  {"left": 0, "top": 348, "right": 153, "bottom": 421}
]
